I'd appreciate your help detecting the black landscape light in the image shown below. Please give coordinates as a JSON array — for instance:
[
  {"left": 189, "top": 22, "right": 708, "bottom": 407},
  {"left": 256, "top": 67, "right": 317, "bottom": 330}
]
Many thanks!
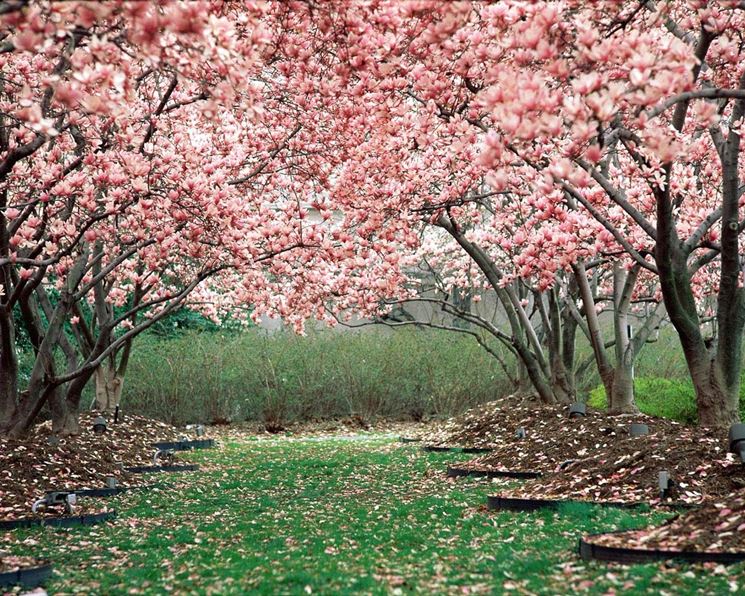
[
  {"left": 153, "top": 447, "right": 175, "bottom": 464},
  {"left": 92, "top": 416, "right": 107, "bottom": 434},
  {"left": 515, "top": 427, "right": 526, "bottom": 439},
  {"left": 630, "top": 423, "right": 649, "bottom": 437},
  {"left": 106, "top": 477, "right": 118, "bottom": 489},
  {"left": 32, "top": 491, "right": 77, "bottom": 514},
  {"left": 728, "top": 424, "right": 745, "bottom": 463},
  {"left": 195, "top": 424, "right": 205, "bottom": 437},
  {"left": 568, "top": 402, "right": 586, "bottom": 419},
  {"left": 658, "top": 470, "right": 673, "bottom": 499},
  {"left": 114, "top": 405, "right": 120, "bottom": 424}
]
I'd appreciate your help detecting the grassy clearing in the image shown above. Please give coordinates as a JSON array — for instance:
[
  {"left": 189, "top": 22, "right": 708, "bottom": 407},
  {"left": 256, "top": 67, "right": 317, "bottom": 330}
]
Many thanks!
[{"left": 4, "top": 433, "right": 743, "bottom": 594}]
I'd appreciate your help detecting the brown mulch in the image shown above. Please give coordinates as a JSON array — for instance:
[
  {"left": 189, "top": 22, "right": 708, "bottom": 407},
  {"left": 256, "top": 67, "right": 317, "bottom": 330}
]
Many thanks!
[
  {"left": 453, "top": 405, "right": 684, "bottom": 474},
  {"left": 587, "top": 491, "right": 745, "bottom": 553},
  {"left": 0, "top": 411, "right": 204, "bottom": 521},
  {"left": 493, "top": 428, "right": 744, "bottom": 506},
  {"left": 436, "top": 397, "right": 744, "bottom": 506},
  {"left": 415, "top": 394, "right": 581, "bottom": 448}
]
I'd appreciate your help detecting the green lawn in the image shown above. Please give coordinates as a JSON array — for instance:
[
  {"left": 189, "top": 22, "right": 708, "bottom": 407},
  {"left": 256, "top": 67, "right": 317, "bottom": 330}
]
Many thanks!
[{"left": 4, "top": 433, "right": 744, "bottom": 594}]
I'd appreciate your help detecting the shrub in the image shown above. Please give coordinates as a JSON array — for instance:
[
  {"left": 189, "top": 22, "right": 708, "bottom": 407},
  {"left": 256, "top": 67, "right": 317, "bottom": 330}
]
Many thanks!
[{"left": 119, "top": 327, "right": 514, "bottom": 426}]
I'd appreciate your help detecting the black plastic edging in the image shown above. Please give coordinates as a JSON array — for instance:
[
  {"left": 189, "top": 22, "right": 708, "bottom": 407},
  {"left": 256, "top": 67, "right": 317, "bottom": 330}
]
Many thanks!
[
  {"left": 0, "top": 563, "right": 53, "bottom": 588},
  {"left": 447, "top": 466, "right": 542, "bottom": 480},
  {"left": 423, "top": 445, "right": 494, "bottom": 453},
  {"left": 53, "top": 485, "right": 155, "bottom": 498},
  {"left": 151, "top": 439, "right": 215, "bottom": 451},
  {"left": 578, "top": 532, "right": 745, "bottom": 564},
  {"left": 398, "top": 437, "right": 422, "bottom": 443},
  {"left": 487, "top": 495, "right": 642, "bottom": 512},
  {"left": 124, "top": 464, "right": 199, "bottom": 474},
  {"left": 0, "top": 510, "right": 116, "bottom": 531}
]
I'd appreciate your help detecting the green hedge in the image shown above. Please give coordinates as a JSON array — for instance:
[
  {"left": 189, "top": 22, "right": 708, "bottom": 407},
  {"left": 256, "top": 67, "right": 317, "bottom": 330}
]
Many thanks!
[{"left": 120, "top": 327, "right": 513, "bottom": 426}]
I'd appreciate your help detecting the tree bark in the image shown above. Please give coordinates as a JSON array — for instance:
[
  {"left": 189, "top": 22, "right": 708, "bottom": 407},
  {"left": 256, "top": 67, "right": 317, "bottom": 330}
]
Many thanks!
[
  {"left": 572, "top": 263, "right": 616, "bottom": 399},
  {"left": 94, "top": 362, "right": 124, "bottom": 412},
  {"left": 48, "top": 386, "right": 80, "bottom": 435},
  {"left": 608, "top": 361, "right": 637, "bottom": 414},
  {"left": 0, "top": 308, "right": 18, "bottom": 429}
]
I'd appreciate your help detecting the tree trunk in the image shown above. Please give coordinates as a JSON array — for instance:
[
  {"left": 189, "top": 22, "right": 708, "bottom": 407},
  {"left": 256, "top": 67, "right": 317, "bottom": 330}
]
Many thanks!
[
  {"left": 437, "top": 216, "right": 561, "bottom": 405},
  {"left": 4, "top": 384, "right": 56, "bottom": 439},
  {"left": 608, "top": 362, "right": 637, "bottom": 414},
  {"left": 0, "top": 308, "right": 18, "bottom": 429},
  {"left": 688, "top": 354, "right": 740, "bottom": 427},
  {"left": 50, "top": 392, "right": 81, "bottom": 436},
  {"left": 572, "top": 263, "right": 615, "bottom": 400},
  {"left": 513, "top": 359, "right": 533, "bottom": 397},
  {"left": 546, "top": 286, "right": 574, "bottom": 404},
  {"left": 94, "top": 363, "right": 124, "bottom": 412}
]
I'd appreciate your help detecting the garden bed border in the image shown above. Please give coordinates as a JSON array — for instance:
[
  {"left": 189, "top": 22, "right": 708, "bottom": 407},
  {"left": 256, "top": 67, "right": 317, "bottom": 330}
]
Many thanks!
[
  {"left": 447, "top": 465, "right": 542, "bottom": 480},
  {"left": 422, "top": 445, "right": 494, "bottom": 453},
  {"left": 124, "top": 464, "right": 199, "bottom": 474},
  {"left": 487, "top": 495, "right": 644, "bottom": 512},
  {"left": 578, "top": 530, "right": 745, "bottom": 564},
  {"left": 151, "top": 439, "right": 215, "bottom": 451},
  {"left": 0, "top": 562, "right": 53, "bottom": 589},
  {"left": 46, "top": 485, "right": 155, "bottom": 498},
  {"left": 0, "top": 510, "right": 117, "bottom": 530}
]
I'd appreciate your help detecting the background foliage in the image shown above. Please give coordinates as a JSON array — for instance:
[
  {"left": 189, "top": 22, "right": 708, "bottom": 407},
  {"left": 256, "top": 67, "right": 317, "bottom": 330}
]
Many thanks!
[
  {"left": 22, "top": 310, "right": 730, "bottom": 427},
  {"left": 119, "top": 325, "right": 510, "bottom": 426}
]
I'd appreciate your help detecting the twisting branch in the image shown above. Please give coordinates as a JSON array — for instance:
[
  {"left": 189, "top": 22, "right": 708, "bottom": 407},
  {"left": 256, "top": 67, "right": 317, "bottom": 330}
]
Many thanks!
[
  {"left": 229, "top": 124, "right": 302, "bottom": 186},
  {"left": 575, "top": 158, "right": 657, "bottom": 240},
  {"left": 328, "top": 310, "right": 518, "bottom": 385},
  {"left": 560, "top": 184, "right": 658, "bottom": 273}
]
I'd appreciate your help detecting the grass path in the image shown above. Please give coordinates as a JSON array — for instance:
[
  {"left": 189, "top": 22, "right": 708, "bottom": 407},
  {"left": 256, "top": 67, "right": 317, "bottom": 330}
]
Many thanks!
[{"left": 3, "top": 433, "right": 744, "bottom": 594}]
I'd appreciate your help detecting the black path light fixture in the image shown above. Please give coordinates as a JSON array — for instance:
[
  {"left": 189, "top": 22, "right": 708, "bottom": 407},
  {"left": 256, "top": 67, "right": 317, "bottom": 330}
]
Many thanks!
[
  {"left": 92, "top": 416, "right": 107, "bottom": 434},
  {"left": 630, "top": 423, "right": 649, "bottom": 437},
  {"left": 728, "top": 424, "right": 745, "bottom": 462},
  {"left": 658, "top": 470, "right": 674, "bottom": 499},
  {"left": 195, "top": 424, "right": 205, "bottom": 437},
  {"left": 152, "top": 447, "right": 175, "bottom": 464},
  {"left": 515, "top": 427, "right": 526, "bottom": 439},
  {"left": 32, "top": 491, "right": 77, "bottom": 514},
  {"left": 568, "top": 402, "right": 586, "bottom": 419},
  {"left": 106, "top": 477, "right": 118, "bottom": 489}
]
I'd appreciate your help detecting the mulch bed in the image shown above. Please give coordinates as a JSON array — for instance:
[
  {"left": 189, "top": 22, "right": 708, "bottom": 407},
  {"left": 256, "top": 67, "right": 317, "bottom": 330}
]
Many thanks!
[
  {"left": 434, "top": 398, "right": 745, "bottom": 507},
  {"left": 419, "top": 395, "right": 686, "bottom": 455},
  {"left": 453, "top": 408, "right": 683, "bottom": 477},
  {"left": 417, "top": 394, "right": 552, "bottom": 448},
  {"left": 585, "top": 491, "right": 745, "bottom": 555},
  {"left": 0, "top": 411, "right": 205, "bottom": 521},
  {"left": 493, "top": 428, "right": 744, "bottom": 506}
]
